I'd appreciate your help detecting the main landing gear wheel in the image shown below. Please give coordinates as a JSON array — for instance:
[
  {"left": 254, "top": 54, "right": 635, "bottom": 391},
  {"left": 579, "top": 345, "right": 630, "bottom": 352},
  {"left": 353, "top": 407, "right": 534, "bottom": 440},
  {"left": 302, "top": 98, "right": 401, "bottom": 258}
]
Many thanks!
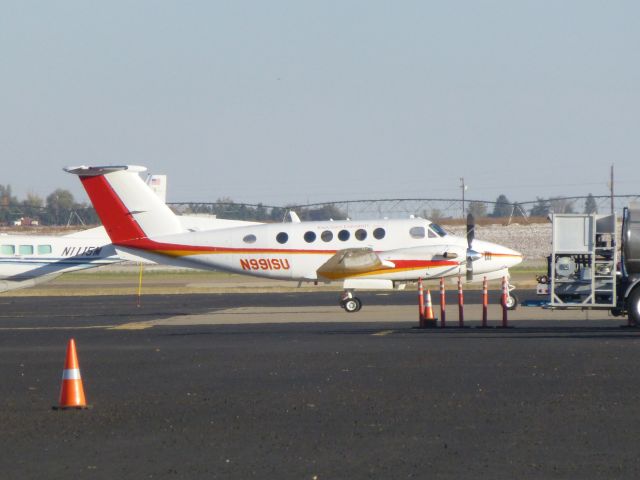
[
  {"left": 341, "top": 297, "right": 362, "bottom": 313},
  {"left": 505, "top": 293, "right": 519, "bottom": 310}
]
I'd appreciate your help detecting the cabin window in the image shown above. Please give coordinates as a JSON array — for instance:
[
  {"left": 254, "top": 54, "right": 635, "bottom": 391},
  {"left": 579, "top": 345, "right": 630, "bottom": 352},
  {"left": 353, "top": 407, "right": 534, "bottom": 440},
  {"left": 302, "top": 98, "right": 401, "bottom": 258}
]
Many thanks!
[
  {"left": 338, "top": 230, "right": 350, "bottom": 241},
  {"left": 355, "top": 229, "right": 367, "bottom": 241},
  {"left": 243, "top": 234, "right": 257, "bottom": 244},
  {"left": 430, "top": 223, "right": 447, "bottom": 237},
  {"left": 321, "top": 230, "right": 333, "bottom": 242},
  {"left": 276, "top": 232, "right": 289, "bottom": 244},
  {"left": 1, "top": 245, "right": 15, "bottom": 255},
  {"left": 19, "top": 245, "right": 34, "bottom": 255},
  {"left": 304, "top": 231, "right": 316, "bottom": 243},
  {"left": 409, "top": 226, "right": 425, "bottom": 239},
  {"left": 373, "top": 228, "right": 386, "bottom": 240},
  {"left": 38, "top": 245, "right": 53, "bottom": 254}
]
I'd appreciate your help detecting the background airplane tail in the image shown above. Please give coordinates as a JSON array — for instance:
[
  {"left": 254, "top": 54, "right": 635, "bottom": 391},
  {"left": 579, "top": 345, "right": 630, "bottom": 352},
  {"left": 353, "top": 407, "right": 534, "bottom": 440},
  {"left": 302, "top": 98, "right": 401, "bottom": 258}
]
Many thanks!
[{"left": 65, "top": 165, "right": 183, "bottom": 245}]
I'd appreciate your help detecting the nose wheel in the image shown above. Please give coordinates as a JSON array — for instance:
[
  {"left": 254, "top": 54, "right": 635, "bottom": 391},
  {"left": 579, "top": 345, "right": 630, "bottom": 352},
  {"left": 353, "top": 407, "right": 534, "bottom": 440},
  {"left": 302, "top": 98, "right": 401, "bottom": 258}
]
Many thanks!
[
  {"left": 342, "top": 297, "right": 362, "bottom": 312},
  {"left": 340, "top": 291, "right": 362, "bottom": 313},
  {"left": 505, "top": 282, "right": 518, "bottom": 310},
  {"left": 505, "top": 293, "right": 518, "bottom": 310}
]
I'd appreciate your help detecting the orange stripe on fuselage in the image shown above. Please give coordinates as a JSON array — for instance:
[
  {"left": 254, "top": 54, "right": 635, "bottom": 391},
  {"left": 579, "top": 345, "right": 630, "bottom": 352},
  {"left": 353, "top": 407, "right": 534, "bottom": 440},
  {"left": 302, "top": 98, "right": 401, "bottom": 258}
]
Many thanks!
[
  {"left": 317, "top": 259, "right": 459, "bottom": 280},
  {"left": 483, "top": 252, "right": 523, "bottom": 260}
]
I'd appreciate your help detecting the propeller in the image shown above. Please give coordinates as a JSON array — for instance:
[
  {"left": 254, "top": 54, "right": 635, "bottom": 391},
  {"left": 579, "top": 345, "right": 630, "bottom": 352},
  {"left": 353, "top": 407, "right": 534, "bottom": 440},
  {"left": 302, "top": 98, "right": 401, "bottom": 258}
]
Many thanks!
[{"left": 466, "top": 213, "right": 482, "bottom": 281}]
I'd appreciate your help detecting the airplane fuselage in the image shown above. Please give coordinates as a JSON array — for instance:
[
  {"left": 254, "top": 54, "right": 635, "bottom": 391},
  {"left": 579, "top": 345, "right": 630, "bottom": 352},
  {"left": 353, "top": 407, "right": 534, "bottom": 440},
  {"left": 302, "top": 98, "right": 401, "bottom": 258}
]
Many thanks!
[
  {"left": 0, "top": 232, "right": 119, "bottom": 291},
  {"left": 118, "top": 218, "right": 521, "bottom": 283}
]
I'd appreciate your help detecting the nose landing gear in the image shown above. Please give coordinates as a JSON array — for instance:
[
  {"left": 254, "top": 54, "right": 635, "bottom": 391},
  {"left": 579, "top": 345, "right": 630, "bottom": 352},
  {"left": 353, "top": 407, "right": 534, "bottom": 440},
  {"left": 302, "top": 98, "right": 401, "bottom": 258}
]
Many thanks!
[
  {"left": 505, "top": 283, "right": 518, "bottom": 310},
  {"left": 340, "top": 290, "right": 362, "bottom": 313},
  {"left": 505, "top": 293, "right": 519, "bottom": 310}
]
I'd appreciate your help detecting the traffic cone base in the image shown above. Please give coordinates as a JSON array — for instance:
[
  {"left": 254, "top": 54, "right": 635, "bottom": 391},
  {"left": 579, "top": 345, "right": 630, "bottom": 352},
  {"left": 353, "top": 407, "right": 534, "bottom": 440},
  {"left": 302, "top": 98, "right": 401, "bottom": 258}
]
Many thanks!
[{"left": 53, "top": 405, "right": 90, "bottom": 411}]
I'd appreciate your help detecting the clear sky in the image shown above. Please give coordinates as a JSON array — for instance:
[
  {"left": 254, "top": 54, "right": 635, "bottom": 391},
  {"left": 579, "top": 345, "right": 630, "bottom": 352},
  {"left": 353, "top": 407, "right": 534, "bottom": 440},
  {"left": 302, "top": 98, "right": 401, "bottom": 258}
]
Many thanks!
[{"left": 1, "top": 1, "right": 638, "bottom": 206}]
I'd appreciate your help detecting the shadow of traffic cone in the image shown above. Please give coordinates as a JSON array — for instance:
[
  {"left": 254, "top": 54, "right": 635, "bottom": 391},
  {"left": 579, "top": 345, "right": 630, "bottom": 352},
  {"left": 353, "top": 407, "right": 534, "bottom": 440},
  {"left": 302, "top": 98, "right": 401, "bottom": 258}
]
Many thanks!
[
  {"left": 53, "top": 339, "right": 89, "bottom": 410},
  {"left": 423, "top": 289, "right": 437, "bottom": 327}
]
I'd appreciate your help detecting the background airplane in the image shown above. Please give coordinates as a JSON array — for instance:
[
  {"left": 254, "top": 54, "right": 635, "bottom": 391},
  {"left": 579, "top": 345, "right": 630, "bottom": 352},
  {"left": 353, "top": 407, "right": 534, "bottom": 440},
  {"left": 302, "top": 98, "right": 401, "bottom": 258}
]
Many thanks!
[{"left": 66, "top": 165, "right": 523, "bottom": 312}]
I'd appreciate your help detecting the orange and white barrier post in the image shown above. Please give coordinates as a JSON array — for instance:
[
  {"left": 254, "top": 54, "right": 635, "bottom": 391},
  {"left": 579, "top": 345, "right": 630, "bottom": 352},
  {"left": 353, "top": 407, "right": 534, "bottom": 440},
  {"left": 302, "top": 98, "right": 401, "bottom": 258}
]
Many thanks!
[
  {"left": 439, "top": 277, "right": 446, "bottom": 328},
  {"left": 501, "top": 276, "right": 509, "bottom": 328},
  {"left": 53, "top": 338, "right": 88, "bottom": 410},
  {"left": 418, "top": 278, "right": 425, "bottom": 327},
  {"left": 481, "top": 277, "right": 488, "bottom": 328},
  {"left": 457, "top": 277, "right": 464, "bottom": 328}
]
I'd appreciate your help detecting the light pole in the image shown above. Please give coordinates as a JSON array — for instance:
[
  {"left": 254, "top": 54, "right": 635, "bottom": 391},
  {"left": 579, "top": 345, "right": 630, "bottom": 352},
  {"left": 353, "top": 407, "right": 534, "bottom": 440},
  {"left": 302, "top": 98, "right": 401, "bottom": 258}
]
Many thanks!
[{"left": 460, "top": 177, "right": 468, "bottom": 219}]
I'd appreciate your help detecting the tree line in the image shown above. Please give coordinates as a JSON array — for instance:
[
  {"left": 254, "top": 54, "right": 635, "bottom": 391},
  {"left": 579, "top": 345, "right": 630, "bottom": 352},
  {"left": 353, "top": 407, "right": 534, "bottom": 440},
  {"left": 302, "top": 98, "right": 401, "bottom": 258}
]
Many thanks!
[
  {"left": 0, "top": 185, "right": 98, "bottom": 226},
  {"left": 176, "top": 198, "right": 348, "bottom": 223},
  {"left": 0, "top": 184, "right": 604, "bottom": 226},
  {"left": 465, "top": 193, "right": 599, "bottom": 219}
]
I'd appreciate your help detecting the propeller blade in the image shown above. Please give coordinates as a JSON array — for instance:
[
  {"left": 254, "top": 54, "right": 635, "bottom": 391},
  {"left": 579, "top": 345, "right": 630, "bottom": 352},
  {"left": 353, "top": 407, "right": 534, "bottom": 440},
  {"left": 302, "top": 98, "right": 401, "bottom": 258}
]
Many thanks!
[
  {"left": 466, "top": 213, "right": 475, "bottom": 248},
  {"left": 466, "top": 213, "right": 475, "bottom": 280}
]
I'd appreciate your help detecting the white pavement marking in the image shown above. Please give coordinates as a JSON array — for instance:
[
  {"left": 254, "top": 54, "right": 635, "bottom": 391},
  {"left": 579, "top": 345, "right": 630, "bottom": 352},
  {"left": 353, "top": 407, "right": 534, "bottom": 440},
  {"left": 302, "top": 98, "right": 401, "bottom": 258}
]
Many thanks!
[
  {"left": 0, "top": 325, "right": 113, "bottom": 331},
  {"left": 372, "top": 330, "right": 395, "bottom": 336}
]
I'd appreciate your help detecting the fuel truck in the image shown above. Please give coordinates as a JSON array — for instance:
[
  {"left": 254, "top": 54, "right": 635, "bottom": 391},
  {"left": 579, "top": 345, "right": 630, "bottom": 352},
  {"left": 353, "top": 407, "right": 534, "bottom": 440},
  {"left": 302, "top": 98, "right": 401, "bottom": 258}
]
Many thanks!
[{"left": 535, "top": 207, "right": 640, "bottom": 324}]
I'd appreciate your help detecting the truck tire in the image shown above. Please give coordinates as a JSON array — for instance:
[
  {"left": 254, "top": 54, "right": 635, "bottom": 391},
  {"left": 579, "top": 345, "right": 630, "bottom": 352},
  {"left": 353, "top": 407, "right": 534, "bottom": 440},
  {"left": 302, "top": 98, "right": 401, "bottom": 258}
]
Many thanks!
[{"left": 628, "top": 287, "right": 640, "bottom": 326}]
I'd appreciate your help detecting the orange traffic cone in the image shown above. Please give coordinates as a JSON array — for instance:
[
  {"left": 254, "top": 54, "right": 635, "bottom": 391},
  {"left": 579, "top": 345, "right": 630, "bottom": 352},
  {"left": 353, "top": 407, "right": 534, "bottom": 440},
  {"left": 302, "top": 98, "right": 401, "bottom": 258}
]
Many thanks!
[
  {"left": 423, "top": 289, "right": 437, "bottom": 326},
  {"left": 53, "top": 338, "right": 88, "bottom": 410}
]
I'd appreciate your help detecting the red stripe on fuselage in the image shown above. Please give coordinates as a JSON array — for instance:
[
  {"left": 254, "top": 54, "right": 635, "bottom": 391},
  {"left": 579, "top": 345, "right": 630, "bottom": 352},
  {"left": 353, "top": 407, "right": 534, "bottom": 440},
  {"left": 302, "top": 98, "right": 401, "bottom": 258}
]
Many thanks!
[{"left": 80, "top": 175, "right": 146, "bottom": 243}]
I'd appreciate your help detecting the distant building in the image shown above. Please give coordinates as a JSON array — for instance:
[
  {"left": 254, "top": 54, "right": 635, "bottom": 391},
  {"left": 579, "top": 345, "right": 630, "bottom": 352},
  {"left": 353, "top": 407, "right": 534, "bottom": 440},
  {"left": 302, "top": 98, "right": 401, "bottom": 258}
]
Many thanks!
[{"left": 12, "top": 217, "right": 39, "bottom": 226}]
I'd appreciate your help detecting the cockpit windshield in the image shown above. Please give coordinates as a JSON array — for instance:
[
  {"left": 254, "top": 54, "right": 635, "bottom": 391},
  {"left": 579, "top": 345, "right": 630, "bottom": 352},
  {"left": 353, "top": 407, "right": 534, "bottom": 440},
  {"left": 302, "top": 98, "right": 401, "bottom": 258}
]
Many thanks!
[{"left": 429, "top": 223, "right": 447, "bottom": 237}]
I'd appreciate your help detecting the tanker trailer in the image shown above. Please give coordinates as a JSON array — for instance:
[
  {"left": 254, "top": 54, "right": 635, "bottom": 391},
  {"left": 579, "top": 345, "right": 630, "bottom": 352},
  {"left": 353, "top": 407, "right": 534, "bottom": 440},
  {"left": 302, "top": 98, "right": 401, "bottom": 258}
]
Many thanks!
[{"left": 621, "top": 207, "right": 640, "bottom": 324}]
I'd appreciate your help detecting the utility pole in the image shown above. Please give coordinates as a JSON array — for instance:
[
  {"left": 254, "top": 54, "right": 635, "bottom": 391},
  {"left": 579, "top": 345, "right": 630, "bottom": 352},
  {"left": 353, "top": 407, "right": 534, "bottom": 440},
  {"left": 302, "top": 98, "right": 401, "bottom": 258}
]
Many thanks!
[
  {"left": 460, "top": 177, "right": 467, "bottom": 219},
  {"left": 610, "top": 164, "right": 614, "bottom": 215}
]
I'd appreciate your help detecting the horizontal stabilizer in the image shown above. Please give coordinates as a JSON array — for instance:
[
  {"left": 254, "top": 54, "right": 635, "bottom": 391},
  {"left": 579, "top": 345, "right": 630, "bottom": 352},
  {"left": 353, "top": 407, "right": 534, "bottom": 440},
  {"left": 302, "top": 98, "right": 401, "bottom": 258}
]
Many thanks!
[{"left": 64, "top": 165, "right": 147, "bottom": 176}]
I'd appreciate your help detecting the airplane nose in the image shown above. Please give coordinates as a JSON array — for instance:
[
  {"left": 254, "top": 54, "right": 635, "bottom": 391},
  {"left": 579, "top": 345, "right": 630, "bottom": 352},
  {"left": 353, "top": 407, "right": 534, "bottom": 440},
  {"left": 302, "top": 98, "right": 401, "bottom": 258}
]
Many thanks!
[
  {"left": 472, "top": 240, "right": 523, "bottom": 269},
  {"left": 501, "top": 246, "right": 523, "bottom": 268}
]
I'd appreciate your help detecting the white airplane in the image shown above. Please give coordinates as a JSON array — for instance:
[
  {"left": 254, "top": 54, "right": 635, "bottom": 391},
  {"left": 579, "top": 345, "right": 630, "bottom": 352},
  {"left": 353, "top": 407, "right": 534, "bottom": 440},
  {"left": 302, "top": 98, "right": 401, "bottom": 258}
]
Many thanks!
[
  {"left": 65, "top": 165, "right": 523, "bottom": 312},
  {"left": 0, "top": 227, "right": 120, "bottom": 292},
  {"left": 0, "top": 175, "right": 256, "bottom": 293}
]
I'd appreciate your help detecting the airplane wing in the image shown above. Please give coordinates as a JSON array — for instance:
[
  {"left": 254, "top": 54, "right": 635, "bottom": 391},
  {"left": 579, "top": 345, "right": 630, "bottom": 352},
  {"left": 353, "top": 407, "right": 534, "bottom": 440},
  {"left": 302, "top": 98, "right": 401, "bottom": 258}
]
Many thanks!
[
  {"left": 316, "top": 248, "right": 395, "bottom": 280},
  {"left": 0, "top": 273, "right": 64, "bottom": 293}
]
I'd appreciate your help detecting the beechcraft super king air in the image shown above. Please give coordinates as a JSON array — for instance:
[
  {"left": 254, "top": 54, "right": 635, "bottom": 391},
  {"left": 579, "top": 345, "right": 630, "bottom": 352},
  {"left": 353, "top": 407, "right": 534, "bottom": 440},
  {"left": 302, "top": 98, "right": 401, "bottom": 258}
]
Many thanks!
[{"left": 65, "top": 165, "right": 523, "bottom": 312}]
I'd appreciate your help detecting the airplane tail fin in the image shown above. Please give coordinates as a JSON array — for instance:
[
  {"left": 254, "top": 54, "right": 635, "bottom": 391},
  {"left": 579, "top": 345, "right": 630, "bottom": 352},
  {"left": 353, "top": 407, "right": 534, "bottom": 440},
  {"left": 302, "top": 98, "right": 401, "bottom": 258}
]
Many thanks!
[{"left": 64, "top": 165, "right": 183, "bottom": 245}]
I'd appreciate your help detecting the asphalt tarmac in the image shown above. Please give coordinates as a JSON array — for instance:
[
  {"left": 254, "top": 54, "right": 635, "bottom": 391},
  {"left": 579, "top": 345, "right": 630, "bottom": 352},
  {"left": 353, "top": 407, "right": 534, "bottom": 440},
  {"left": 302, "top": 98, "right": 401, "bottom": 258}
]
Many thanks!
[{"left": 2, "top": 291, "right": 640, "bottom": 479}]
